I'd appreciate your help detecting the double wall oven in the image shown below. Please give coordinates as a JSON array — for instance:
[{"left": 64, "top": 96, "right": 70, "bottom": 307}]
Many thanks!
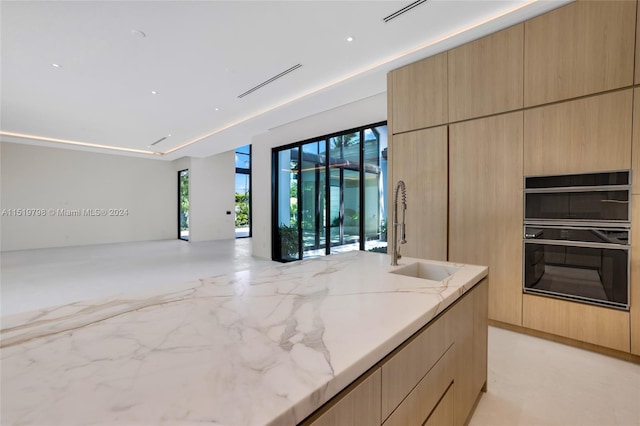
[{"left": 523, "top": 171, "right": 631, "bottom": 310}]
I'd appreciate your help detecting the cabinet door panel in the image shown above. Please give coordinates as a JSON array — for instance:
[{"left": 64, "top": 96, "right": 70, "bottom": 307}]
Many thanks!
[
  {"left": 633, "top": 88, "right": 640, "bottom": 194},
  {"left": 389, "top": 52, "right": 448, "bottom": 134},
  {"left": 390, "top": 126, "right": 448, "bottom": 261},
  {"left": 448, "top": 24, "right": 523, "bottom": 122},
  {"left": 449, "top": 112, "right": 523, "bottom": 325},
  {"left": 451, "top": 279, "right": 488, "bottom": 426},
  {"left": 523, "top": 294, "right": 630, "bottom": 353},
  {"left": 524, "top": 0, "right": 635, "bottom": 107},
  {"left": 524, "top": 90, "right": 632, "bottom": 176}
]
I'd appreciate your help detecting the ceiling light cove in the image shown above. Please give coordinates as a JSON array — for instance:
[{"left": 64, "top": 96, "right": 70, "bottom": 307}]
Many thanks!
[{"left": 0, "top": 131, "right": 161, "bottom": 156}]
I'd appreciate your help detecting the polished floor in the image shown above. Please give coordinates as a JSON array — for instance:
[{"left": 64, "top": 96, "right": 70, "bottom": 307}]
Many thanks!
[
  {"left": 1, "top": 238, "right": 275, "bottom": 317},
  {"left": 1, "top": 239, "right": 639, "bottom": 425}
]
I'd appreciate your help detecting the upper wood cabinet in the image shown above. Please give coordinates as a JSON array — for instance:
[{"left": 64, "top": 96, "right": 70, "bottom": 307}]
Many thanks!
[
  {"left": 449, "top": 112, "right": 523, "bottom": 326},
  {"left": 523, "top": 0, "right": 635, "bottom": 107},
  {"left": 636, "top": 3, "right": 640, "bottom": 84},
  {"left": 448, "top": 24, "right": 523, "bottom": 122},
  {"left": 633, "top": 88, "right": 640, "bottom": 194},
  {"left": 524, "top": 90, "right": 633, "bottom": 176},
  {"left": 388, "top": 52, "right": 447, "bottom": 134},
  {"left": 390, "top": 126, "right": 448, "bottom": 261}
]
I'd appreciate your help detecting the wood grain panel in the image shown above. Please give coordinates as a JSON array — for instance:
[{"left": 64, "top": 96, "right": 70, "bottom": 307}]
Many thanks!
[
  {"left": 524, "top": 0, "right": 635, "bottom": 107},
  {"left": 631, "top": 195, "right": 640, "bottom": 355},
  {"left": 636, "top": 1, "right": 640, "bottom": 84},
  {"left": 391, "top": 126, "right": 448, "bottom": 261},
  {"left": 448, "top": 24, "right": 523, "bottom": 122},
  {"left": 390, "top": 52, "right": 448, "bottom": 134},
  {"left": 524, "top": 90, "right": 633, "bottom": 176},
  {"left": 382, "top": 348, "right": 454, "bottom": 426},
  {"left": 424, "top": 384, "right": 454, "bottom": 426},
  {"left": 451, "top": 279, "right": 488, "bottom": 426},
  {"left": 449, "top": 112, "right": 523, "bottom": 326},
  {"left": 633, "top": 88, "right": 640, "bottom": 194},
  {"left": 381, "top": 308, "right": 453, "bottom": 420},
  {"left": 305, "top": 368, "right": 381, "bottom": 426},
  {"left": 523, "top": 294, "right": 630, "bottom": 353}
]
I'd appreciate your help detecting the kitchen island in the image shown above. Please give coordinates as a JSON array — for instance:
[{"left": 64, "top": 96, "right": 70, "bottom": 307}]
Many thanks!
[{"left": 1, "top": 251, "right": 487, "bottom": 425}]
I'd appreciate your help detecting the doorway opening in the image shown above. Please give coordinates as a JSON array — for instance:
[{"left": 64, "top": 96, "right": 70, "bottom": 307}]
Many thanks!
[{"left": 178, "top": 169, "right": 189, "bottom": 241}]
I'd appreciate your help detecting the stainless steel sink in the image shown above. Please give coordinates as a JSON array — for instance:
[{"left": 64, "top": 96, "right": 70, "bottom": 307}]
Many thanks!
[{"left": 390, "top": 262, "right": 461, "bottom": 281}]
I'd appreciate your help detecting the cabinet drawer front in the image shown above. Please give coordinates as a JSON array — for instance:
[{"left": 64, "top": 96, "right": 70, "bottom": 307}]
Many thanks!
[
  {"left": 381, "top": 311, "right": 454, "bottom": 419},
  {"left": 424, "top": 383, "right": 454, "bottom": 426},
  {"left": 383, "top": 346, "right": 455, "bottom": 426},
  {"left": 305, "top": 368, "right": 381, "bottom": 426}
]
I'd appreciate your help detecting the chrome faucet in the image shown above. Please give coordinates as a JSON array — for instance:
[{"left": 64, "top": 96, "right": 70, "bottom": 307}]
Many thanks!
[{"left": 391, "top": 180, "right": 407, "bottom": 266}]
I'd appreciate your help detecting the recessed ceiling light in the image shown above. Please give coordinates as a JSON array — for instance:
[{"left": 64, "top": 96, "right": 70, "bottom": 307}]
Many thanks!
[
  {"left": 151, "top": 90, "right": 158, "bottom": 95},
  {"left": 215, "top": 108, "right": 220, "bottom": 111},
  {"left": 131, "top": 29, "right": 146, "bottom": 38},
  {"left": 52, "top": 63, "right": 62, "bottom": 68},
  {"left": 346, "top": 36, "right": 355, "bottom": 42}
]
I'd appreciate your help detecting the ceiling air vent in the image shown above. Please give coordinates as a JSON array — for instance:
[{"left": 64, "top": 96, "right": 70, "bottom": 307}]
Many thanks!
[
  {"left": 237, "top": 64, "right": 302, "bottom": 99},
  {"left": 150, "top": 136, "right": 167, "bottom": 146},
  {"left": 383, "top": 0, "right": 428, "bottom": 23}
]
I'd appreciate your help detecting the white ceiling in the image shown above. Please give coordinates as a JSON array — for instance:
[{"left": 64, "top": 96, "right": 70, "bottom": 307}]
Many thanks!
[{"left": 0, "top": 0, "right": 570, "bottom": 161}]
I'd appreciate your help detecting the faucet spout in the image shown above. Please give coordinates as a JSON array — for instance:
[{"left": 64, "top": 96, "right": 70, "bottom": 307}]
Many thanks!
[{"left": 391, "top": 180, "right": 407, "bottom": 266}]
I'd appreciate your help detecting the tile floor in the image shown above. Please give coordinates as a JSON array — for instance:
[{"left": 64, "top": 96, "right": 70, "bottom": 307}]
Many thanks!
[{"left": 1, "top": 239, "right": 639, "bottom": 425}]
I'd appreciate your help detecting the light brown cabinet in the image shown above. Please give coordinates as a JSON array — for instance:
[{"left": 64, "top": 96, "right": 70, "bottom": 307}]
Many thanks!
[
  {"left": 523, "top": 0, "right": 635, "bottom": 107},
  {"left": 388, "top": 52, "right": 448, "bottom": 134},
  {"left": 448, "top": 24, "right": 523, "bottom": 122},
  {"left": 523, "top": 294, "right": 630, "bottom": 353},
  {"left": 390, "top": 126, "right": 448, "bottom": 261},
  {"left": 631, "top": 196, "right": 640, "bottom": 355},
  {"left": 306, "top": 368, "right": 381, "bottom": 426},
  {"left": 633, "top": 88, "right": 640, "bottom": 194},
  {"left": 303, "top": 280, "right": 488, "bottom": 426},
  {"left": 524, "top": 90, "right": 633, "bottom": 177},
  {"left": 449, "top": 112, "right": 523, "bottom": 326},
  {"left": 636, "top": 2, "right": 640, "bottom": 84}
]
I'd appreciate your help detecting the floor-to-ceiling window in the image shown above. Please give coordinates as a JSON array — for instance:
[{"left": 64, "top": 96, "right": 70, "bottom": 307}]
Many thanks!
[
  {"left": 178, "top": 169, "right": 189, "bottom": 241},
  {"left": 235, "top": 145, "right": 251, "bottom": 238},
  {"left": 272, "top": 122, "right": 387, "bottom": 262}
]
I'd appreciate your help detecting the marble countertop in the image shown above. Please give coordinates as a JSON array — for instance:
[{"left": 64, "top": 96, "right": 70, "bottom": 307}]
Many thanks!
[{"left": 1, "top": 251, "right": 487, "bottom": 425}]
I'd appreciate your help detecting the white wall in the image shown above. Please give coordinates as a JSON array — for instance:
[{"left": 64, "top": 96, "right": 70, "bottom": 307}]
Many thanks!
[
  {"left": 251, "top": 93, "right": 387, "bottom": 259},
  {"left": 1, "top": 142, "right": 176, "bottom": 251},
  {"left": 189, "top": 150, "right": 236, "bottom": 242}
]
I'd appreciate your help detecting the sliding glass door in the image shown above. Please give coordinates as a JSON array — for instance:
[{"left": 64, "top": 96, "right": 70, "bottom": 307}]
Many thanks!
[{"left": 272, "top": 122, "right": 387, "bottom": 262}]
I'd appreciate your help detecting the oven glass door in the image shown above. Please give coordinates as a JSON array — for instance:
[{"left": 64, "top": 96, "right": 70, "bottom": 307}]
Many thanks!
[
  {"left": 525, "top": 190, "right": 630, "bottom": 222},
  {"left": 524, "top": 227, "right": 629, "bottom": 310}
]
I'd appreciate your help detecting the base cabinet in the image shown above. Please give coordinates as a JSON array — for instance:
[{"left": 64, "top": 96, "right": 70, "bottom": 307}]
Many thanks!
[{"left": 302, "top": 279, "right": 488, "bottom": 426}]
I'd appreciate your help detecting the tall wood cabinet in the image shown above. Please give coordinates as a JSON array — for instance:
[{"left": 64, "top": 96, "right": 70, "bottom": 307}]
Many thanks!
[
  {"left": 449, "top": 112, "right": 523, "bottom": 326},
  {"left": 388, "top": 52, "right": 448, "bottom": 134},
  {"left": 523, "top": 0, "right": 635, "bottom": 107},
  {"left": 389, "top": 126, "right": 448, "bottom": 261},
  {"left": 448, "top": 24, "right": 523, "bottom": 122},
  {"left": 633, "top": 88, "right": 640, "bottom": 194},
  {"left": 523, "top": 90, "right": 633, "bottom": 176}
]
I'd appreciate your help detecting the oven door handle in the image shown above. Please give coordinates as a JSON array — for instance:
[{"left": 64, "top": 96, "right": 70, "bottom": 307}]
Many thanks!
[{"left": 523, "top": 238, "right": 629, "bottom": 250}]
